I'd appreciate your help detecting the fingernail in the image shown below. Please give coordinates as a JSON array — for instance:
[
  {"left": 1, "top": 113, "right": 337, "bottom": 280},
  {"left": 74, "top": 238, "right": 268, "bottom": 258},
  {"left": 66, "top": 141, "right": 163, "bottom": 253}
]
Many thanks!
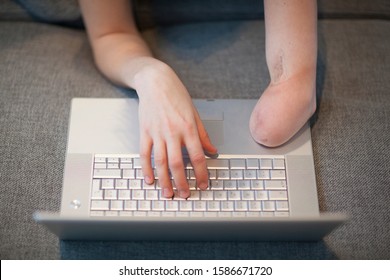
[
  {"left": 198, "top": 183, "right": 208, "bottom": 190},
  {"left": 179, "top": 190, "right": 190, "bottom": 198},
  {"left": 145, "top": 175, "right": 153, "bottom": 185},
  {"left": 162, "top": 188, "right": 173, "bottom": 198},
  {"left": 204, "top": 150, "right": 219, "bottom": 159}
]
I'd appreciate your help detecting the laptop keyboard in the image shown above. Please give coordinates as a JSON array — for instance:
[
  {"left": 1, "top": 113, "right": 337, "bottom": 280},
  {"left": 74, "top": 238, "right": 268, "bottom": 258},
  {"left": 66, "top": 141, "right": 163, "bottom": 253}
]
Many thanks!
[{"left": 90, "top": 155, "right": 290, "bottom": 217}]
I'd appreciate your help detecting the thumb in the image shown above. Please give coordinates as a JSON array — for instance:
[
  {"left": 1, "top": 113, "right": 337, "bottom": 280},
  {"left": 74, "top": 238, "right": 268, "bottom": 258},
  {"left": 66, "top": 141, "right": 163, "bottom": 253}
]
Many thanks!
[{"left": 193, "top": 108, "right": 218, "bottom": 157}]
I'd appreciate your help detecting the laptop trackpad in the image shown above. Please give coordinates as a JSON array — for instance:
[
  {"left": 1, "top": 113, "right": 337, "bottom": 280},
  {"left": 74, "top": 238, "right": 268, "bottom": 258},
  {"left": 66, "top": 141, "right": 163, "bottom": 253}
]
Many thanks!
[{"left": 203, "top": 120, "right": 224, "bottom": 146}]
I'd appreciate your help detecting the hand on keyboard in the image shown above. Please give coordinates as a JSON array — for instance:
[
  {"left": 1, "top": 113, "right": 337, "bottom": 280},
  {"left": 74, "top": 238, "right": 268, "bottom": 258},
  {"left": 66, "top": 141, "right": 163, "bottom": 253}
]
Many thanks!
[
  {"left": 92, "top": 155, "right": 290, "bottom": 217},
  {"left": 135, "top": 60, "right": 218, "bottom": 198}
]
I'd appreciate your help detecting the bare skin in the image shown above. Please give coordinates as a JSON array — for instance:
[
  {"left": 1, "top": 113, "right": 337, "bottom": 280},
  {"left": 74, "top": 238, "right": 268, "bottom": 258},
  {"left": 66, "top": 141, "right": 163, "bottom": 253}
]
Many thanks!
[
  {"left": 250, "top": 0, "right": 317, "bottom": 147},
  {"left": 79, "top": 0, "right": 317, "bottom": 198}
]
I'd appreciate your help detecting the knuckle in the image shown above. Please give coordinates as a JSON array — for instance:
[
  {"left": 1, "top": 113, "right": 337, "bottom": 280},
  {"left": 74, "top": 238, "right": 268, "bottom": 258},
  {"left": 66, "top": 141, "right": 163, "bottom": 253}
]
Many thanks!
[
  {"left": 183, "top": 121, "right": 197, "bottom": 136},
  {"left": 154, "top": 155, "right": 166, "bottom": 168},
  {"left": 191, "top": 152, "right": 206, "bottom": 166},
  {"left": 169, "top": 157, "right": 183, "bottom": 170},
  {"left": 139, "top": 150, "right": 150, "bottom": 159}
]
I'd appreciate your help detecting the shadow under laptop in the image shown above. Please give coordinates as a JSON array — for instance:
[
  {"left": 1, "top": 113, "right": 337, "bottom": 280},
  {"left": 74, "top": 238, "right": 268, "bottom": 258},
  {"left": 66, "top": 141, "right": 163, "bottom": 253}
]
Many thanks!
[{"left": 60, "top": 240, "right": 336, "bottom": 260}]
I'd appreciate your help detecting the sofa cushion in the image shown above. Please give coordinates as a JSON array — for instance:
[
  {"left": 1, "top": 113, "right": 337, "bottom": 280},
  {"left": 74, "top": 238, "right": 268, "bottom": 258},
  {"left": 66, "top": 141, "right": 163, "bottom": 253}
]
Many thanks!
[
  {"left": 5, "top": 0, "right": 390, "bottom": 28},
  {"left": 14, "top": 0, "right": 81, "bottom": 25}
]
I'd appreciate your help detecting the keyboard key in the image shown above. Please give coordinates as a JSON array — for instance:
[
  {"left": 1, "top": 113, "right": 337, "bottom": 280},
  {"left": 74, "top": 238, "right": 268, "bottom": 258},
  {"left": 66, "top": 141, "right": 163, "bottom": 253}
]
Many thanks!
[
  {"left": 206, "top": 159, "right": 229, "bottom": 169},
  {"left": 138, "top": 200, "right": 151, "bottom": 211},
  {"left": 107, "top": 157, "right": 119, "bottom": 163},
  {"left": 91, "top": 181, "right": 103, "bottom": 199},
  {"left": 269, "top": 190, "right": 288, "bottom": 200},
  {"left": 207, "top": 201, "right": 220, "bottom": 211},
  {"left": 273, "top": 159, "right": 285, "bottom": 169},
  {"left": 232, "top": 212, "right": 246, "bottom": 217},
  {"left": 101, "top": 179, "right": 114, "bottom": 189},
  {"left": 208, "top": 169, "right": 217, "bottom": 180},
  {"left": 104, "top": 189, "right": 117, "bottom": 200},
  {"left": 200, "top": 191, "right": 214, "bottom": 200},
  {"left": 118, "top": 190, "right": 131, "bottom": 200},
  {"left": 217, "top": 170, "right": 230, "bottom": 179},
  {"left": 147, "top": 211, "right": 161, "bottom": 217},
  {"left": 91, "top": 189, "right": 103, "bottom": 200},
  {"left": 94, "top": 157, "right": 106, "bottom": 163},
  {"left": 94, "top": 163, "right": 106, "bottom": 169},
  {"left": 242, "top": 190, "right": 255, "bottom": 200},
  {"left": 120, "top": 158, "right": 133, "bottom": 163},
  {"left": 218, "top": 212, "right": 232, "bottom": 217},
  {"left": 107, "top": 163, "right": 119, "bottom": 169},
  {"left": 230, "top": 169, "right": 243, "bottom": 180},
  {"left": 105, "top": 211, "right": 118, "bottom": 216},
  {"left": 93, "top": 169, "right": 121, "bottom": 179},
  {"left": 270, "top": 170, "right": 286, "bottom": 180},
  {"left": 223, "top": 180, "right": 237, "bottom": 190},
  {"left": 110, "top": 200, "right": 123, "bottom": 211},
  {"left": 115, "top": 179, "right": 128, "bottom": 189},
  {"left": 264, "top": 180, "right": 287, "bottom": 190},
  {"left": 187, "top": 190, "right": 200, "bottom": 200},
  {"left": 152, "top": 201, "right": 165, "bottom": 211},
  {"left": 214, "top": 191, "right": 228, "bottom": 200},
  {"left": 275, "top": 211, "right": 289, "bottom": 217},
  {"left": 145, "top": 190, "right": 159, "bottom": 200},
  {"left": 123, "top": 169, "right": 135, "bottom": 179},
  {"left": 133, "top": 158, "right": 142, "bottom": 168},
  {"left": 204, "top": 212, "right": 218, "bottom": 217},
  {"left": 234, "top": 201, "right": 248, "bottom": 211},
  {"left": 135, "top": 169, "right": 144, "bottom": 179},
  {"left": 276, "top": 201, "right": 289, "bottom": 211},
  {"left": 260, "top": 158, "right": 273, "bottom": 169},
  {"left": 188, "top": 180, "right": 197, "bottom": 190},
  {"left": 90, "top": 211, "right": 104, "bottom": 216},
  {"left": 248, "top": 201, "right": 262, "bottom": 211},
  {"left": 124, "top": 200, "right": 137, "bottom": 211},
  {"left": 129, "top": 179, "right": 142, "bottom": 189},
  {"left": 251, "top": 180, "right": 264, "bottom": 189},
  {"left": 227, "top": 190, "right": 241, "bottom": 200},
  {"left": 262, "top": 201, "right": 275, "bottom": 211},
  {"left": 166, "top": 201, "right": 179, "bottom": 211},
  {"left": 180, "top": 201, "right": 193, "bottom": 211},
  {"left": 237, "top": 180, "right": 251, "bottom": 189},
  {"left": 246, "top": 159, "right": 259, "bottom": 169},
  {"left": 210, "top": 180, "right": 224, "bottom": 190},
  {"left": 221, "top": 201, "right": 234, "bottom": 211},
  {"left": 132, "top": 189, "right": 145, "bottom": 200},
  {"left": 257, "top": 170, "right": 270, "bottom": 179},
  {"left": 255, "top": 190, "right": 268, "bottom": 200},
  {"left": 120, "top": 163, "right": 133, "bottom": 169},
  {"left": 244, "top": 169, "right": 257, "bottom": 180},
  {"left": 133, "top": 211, "right": 147, "bottom": 217},
  {"left": 91, "top": 200, "right": 109, "bottom": 211},
  {"left": 230, "top": 159, "right": 246, "bottom": 169},
  {"left": 193, "top": 201, "right": 207, "bottom": 211}
]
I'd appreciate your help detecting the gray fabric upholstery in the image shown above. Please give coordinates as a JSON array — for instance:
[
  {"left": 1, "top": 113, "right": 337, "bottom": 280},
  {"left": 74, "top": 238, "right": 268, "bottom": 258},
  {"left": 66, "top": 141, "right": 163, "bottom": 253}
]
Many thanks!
[
  {"left": 0, "top": 0, "right": 389, "bottom": 259},
  {"left": 4, "top": 0, "right": 390, "bottom": 28}
]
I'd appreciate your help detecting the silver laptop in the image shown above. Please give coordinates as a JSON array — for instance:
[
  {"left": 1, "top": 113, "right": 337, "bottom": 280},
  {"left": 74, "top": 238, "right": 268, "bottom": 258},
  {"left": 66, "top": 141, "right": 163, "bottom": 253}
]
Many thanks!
[{"left": 34, "top": 98, "right": 346, "bottom": 241}]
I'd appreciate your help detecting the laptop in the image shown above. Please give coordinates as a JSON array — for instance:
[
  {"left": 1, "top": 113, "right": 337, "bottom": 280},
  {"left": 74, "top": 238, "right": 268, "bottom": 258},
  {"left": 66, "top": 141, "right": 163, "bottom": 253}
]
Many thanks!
[{"left": 34, "top": 98, "right": 346, "bottom": 241}]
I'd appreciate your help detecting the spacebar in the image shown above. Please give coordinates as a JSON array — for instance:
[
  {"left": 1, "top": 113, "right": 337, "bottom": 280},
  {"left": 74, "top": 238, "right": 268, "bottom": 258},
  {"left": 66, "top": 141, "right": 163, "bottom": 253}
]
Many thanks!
[{"left": 93, "top": 169, "right": 121, "bottom": 178}]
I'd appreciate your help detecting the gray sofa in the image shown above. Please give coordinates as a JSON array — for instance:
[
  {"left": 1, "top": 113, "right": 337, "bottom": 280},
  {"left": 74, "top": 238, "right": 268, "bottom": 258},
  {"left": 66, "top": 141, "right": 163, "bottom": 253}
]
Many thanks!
[{"left": 1, "top": 0, "right": 389, "bottom": 259}]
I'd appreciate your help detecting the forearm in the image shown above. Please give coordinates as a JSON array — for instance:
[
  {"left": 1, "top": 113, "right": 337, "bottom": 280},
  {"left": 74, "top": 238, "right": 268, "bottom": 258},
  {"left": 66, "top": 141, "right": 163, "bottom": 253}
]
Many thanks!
[
  {"left": 92, "top": 32, "right": 157, "bottom": 88},
  {"left": 264, "top": 0, "right": 317, "bottom": 84},
  {"left": 79, "top": 0, "right": 162, "bottom": 89}
]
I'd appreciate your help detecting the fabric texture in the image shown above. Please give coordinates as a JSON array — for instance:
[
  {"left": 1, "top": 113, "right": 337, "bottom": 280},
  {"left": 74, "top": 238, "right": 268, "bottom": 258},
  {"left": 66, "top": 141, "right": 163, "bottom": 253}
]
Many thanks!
[
  {"left": 5, "top": 0, "right": 390, "bottom": 28},
  {"left": 1, "top": 17, "right": 389, "bottom": 259}
]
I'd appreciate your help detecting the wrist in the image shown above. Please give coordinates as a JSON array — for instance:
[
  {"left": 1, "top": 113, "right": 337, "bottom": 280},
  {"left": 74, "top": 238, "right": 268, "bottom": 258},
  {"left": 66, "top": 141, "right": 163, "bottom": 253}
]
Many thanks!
[{"left": 128, "top": 58, "right": 176, "bottom": 95}]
